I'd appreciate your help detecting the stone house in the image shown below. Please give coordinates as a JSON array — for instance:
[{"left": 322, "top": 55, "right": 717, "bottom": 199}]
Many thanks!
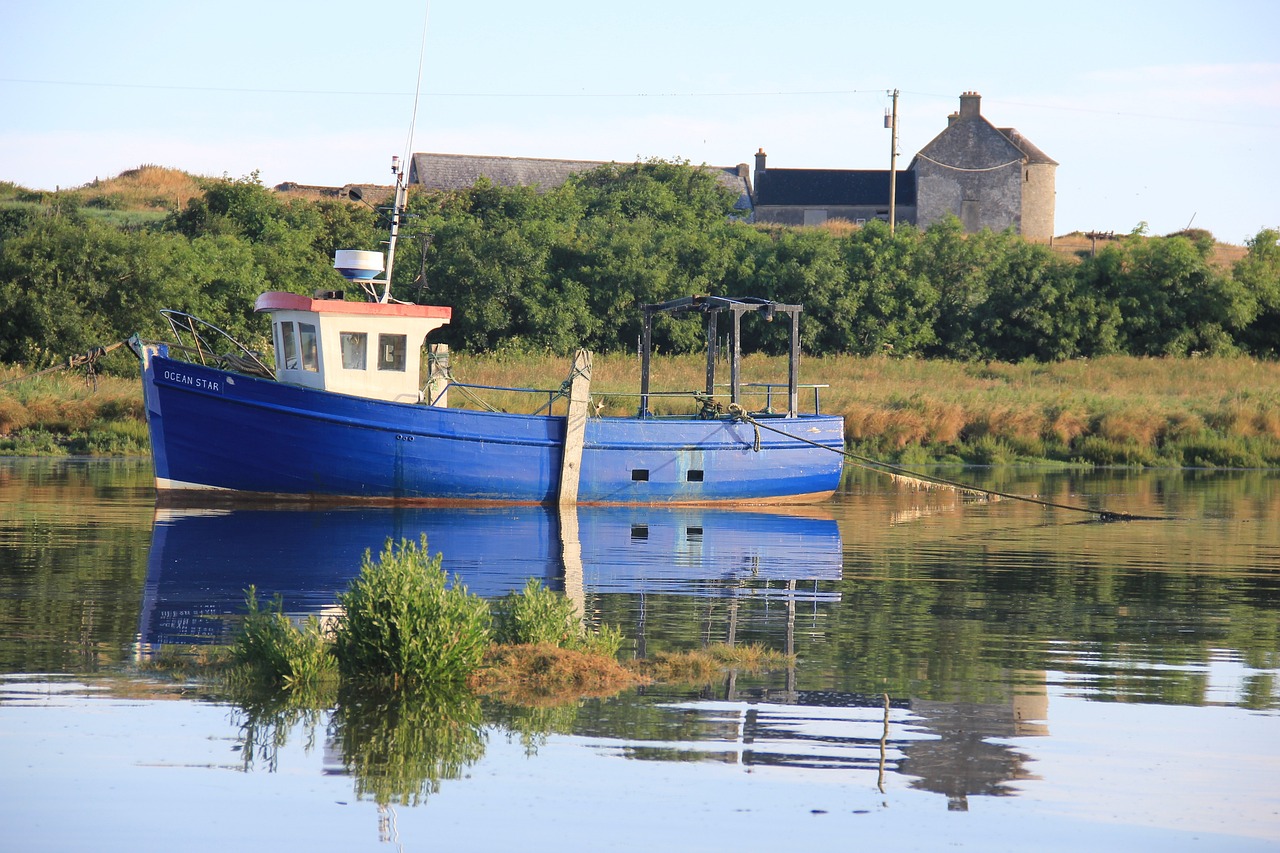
[
  {"left": 753, "top": 92, "right": 1057, "bottom": 238},
  {"left": 911, "top": 92, "right": 1057, "bottom": 239}
]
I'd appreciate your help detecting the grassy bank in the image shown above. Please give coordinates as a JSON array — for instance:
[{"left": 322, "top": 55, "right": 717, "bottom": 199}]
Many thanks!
[
  {"left": 454, "top": 351, "right": 1280, "bottom": 468},
  {"left": 4, "top": 353, "right": 1280, "bottom": 466}
]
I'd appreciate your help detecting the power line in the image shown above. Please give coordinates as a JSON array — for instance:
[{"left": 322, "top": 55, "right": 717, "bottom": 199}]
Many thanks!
[
  {"left": 0, "top": 76, "right": 881, "bottom": 99},
  {"left": 4, "top": 77, "right": 1276, "bottom": 128}
]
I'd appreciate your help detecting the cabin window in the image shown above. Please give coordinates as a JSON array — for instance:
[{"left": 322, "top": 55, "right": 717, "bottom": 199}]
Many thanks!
[
  {"left": 299, "top": 323, "right": 319, "bottom": 373},
  {"left": 686, "top": 469, "right": 704, "bottom": 482},
  {"left": 631, "top": 469, "right": 649, "bottom": 481},
  {"left": 279, "top": 322, "right": 299, "bottom": 370},
  {"left": 340, "top": 332, "right": 367, "bottom": 370},
  {"left": 378, "top": 334, "right": 407, "bottom": 372}
]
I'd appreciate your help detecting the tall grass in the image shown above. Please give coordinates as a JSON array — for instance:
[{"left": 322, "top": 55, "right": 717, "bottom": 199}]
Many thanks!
[
  {"left": 442, "top": 352, "right": 1280, "bottom": 466},
  {"left": 233, "top": 587, "right": 336, "bottom": 689},
  {"left": 334, "top": 536, "right": 490, "bottom": 686},
  {"left": 1, "top": 365, "right": 148, "bottom": 455},
  {"left": 230, "top": 537, "right": 630, "bottom": 698},
  {"left": 4, "top": 352, "right": 1279, "bottom": 465},
  {"left": 491, "top": 578, "right": 623, "bottom": 657}
]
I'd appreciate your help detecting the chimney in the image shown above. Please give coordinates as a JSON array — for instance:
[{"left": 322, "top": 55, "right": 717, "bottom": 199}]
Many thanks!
[
  {"left": 959, "top": 91, "right": 981, "bottom": 119},
  {"left": 947, "top": 111, "right": 960, "bottom": 127},
  {"left": 755, "top": 147, "right": 767, "bottom": 174}
]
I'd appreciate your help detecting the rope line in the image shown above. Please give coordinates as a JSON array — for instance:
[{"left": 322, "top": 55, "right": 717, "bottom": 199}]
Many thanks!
[
  {"left": 732, "top": 408, "right": 1173, "bottom": 523},
  {"left": 914, "top": 153, "right": 1024, "bottom": 173},
  {"left": 0, "top": 340, "right": 128, "bottom": 388}
]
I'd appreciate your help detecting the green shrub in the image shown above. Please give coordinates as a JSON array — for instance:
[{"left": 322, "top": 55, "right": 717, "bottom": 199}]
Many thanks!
[
  {"left": 492, "top": 578, "right": 623, "bottom": 657},
  {"left": 233, "top": 586, "right": 336, "bottom": 689},
  {"left": 963, "top": 435, "right": 1014, "bottom": 465},
  {"left": 334, "top": 536, "right": 490, "bottom": 686}
]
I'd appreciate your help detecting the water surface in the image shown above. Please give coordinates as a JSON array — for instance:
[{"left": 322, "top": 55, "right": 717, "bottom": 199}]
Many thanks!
[{"left": 1, "top": 460, "right": 1277, "bottom": 851}]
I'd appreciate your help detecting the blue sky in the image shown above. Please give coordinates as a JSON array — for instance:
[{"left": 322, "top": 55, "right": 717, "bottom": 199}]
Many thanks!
[{"left": 2, "top": 0, "right": 1277, "bottom": 243}]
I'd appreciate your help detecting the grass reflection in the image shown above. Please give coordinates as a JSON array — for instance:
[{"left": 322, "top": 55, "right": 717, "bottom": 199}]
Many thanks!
[{"left": 332, "top": 684, "right": 488, "bottom": 807}]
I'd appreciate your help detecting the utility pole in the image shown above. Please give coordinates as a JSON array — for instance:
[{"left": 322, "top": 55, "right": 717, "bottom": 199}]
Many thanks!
[{"left": 886, "top": 89, "right": 899, "bottom": 234}]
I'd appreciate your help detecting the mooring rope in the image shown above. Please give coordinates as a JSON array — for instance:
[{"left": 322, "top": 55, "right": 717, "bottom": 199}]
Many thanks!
[
  {"left": 730, "top": 407, "right": 1173, "bottom": 522},
  {"left": 0, "top": 340, "right": 129, "bottom": 390}
]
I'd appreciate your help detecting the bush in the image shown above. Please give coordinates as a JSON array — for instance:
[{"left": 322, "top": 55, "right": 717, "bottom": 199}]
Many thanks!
[
  {"left": 233, "top": 586, "right": 335, "bottom": 689},
  {"left": 334, "top": 536, "right": 490, "bottom": 686},
  {"left": 491, "top": 578, "right": 622, "bottom": 657}
]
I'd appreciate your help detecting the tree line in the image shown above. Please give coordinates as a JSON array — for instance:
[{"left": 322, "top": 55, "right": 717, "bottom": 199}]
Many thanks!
[{"left": 1, "top": 160, "right": 1277, "bottom": 370}]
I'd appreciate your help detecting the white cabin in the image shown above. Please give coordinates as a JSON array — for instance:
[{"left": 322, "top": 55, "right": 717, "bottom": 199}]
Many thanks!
[{"left": 254, "top": 291, "right": 451, "bottom": 404}]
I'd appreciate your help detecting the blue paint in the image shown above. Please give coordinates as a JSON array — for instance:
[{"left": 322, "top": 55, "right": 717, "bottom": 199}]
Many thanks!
[{"left": 137, "top": 348, "right": 845, "bottom": 504}]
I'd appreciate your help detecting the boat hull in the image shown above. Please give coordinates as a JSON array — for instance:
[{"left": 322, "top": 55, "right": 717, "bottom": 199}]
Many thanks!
[{"left": 137, "top": 348, "right": 845, "bottom": 504}]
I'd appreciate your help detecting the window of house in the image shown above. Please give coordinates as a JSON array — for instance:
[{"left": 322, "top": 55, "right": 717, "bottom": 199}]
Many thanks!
[
  {"left": 299, "top": 323, "right": 319, "bottom": 372},
  {"left": 340, "top": 332, "right": 367, "bottom": 370},
  {"left": 378, "top": 334, "right": 407, "bottom": 372}
]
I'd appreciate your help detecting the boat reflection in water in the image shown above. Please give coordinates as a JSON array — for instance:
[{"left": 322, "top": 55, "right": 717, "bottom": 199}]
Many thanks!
[{"left": 137, "top": 504, "right": 843, "bottom": 649}]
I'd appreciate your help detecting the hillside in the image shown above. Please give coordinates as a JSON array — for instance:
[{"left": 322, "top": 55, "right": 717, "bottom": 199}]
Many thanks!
[{"left": 1045, "top": 231, "right": 1248, "bottom": 270}]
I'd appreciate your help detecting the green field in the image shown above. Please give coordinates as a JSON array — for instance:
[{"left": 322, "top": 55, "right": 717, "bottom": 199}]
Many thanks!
[{"left": 5, "top": 351, "right": 1278, "bottom": 467}]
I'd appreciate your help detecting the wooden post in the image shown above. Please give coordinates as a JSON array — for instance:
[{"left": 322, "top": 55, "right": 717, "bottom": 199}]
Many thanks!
[
  {"left": 787, "top": 310, "right": 800, "bottom": 416},
  {"left": 729, "top": 306, "right": 743, "bottom": 404},
  {"left": 704, "top": 308, "right": 718, "bottom": 397},
  {"left": 639, "top": 307, "right": 653, "bottom": 417},
  {"left": 888, "top": 88, "right": 899, "bottom": 234},
  {"left": 558, "top": 348, "right": 592, "bottom": 505}
]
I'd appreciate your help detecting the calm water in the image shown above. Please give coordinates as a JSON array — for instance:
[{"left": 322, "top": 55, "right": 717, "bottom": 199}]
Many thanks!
[{"left": 1, "top": 458, "right": 1277, "bottom": 851}]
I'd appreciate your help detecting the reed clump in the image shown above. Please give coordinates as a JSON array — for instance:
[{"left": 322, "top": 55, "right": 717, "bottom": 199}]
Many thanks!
[
  {"left": 229, "top": 535, "right": 633, "bottom": 699},
  {"left": 334, "top": 537, "right": 490, "bottom": 686},
  {"left": 490, "top": 578, "right": 623, "bottom": 657}
]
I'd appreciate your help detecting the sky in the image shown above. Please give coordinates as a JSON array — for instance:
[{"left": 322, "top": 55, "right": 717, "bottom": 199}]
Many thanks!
[{"left": 2, "top": 0, "right": 1278, "bottom": 244}]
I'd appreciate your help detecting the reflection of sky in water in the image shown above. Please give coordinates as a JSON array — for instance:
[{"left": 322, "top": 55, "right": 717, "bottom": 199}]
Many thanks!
[{"left": 3, "top": 678, "right": 1277, "bottom": 852}]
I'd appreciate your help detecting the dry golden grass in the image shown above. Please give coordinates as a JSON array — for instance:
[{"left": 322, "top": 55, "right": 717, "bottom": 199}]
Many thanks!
[
  {"left": 470, "top": 642, "right": 649, "bottom": 704},
  {"left": 67, "top": 165, "right": 205, "bottom": 211},
  {"left": 444, "top": 352, "right": 1280, "bottom": 463},
  {"left": 628, "top": 643, "right": 794, "bottom": 686},
  {"left": 1044, "top": 232, "right": 1249, "bottom": 270},
  {"left": 5, "top": 349, "right": 1279, "bottom": 463}
]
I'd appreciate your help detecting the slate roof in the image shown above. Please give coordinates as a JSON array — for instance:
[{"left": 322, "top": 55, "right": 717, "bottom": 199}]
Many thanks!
[
  {"left": 409, "top": 152, "right": 607, "bottom": 192},
  {"left": 754, "top": 169, "right": 917, "bottom": 207},
  {"left": 408, "top": 152, "right": 754, "bottom": 212},
  {"left": 996, "top": 128, "right": 1058, "bottom": 166}
]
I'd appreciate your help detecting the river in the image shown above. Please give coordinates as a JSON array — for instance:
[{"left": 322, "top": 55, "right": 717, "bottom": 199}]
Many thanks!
[{"left": 1, "top": 459, "right": 1277, "bottom": 851}]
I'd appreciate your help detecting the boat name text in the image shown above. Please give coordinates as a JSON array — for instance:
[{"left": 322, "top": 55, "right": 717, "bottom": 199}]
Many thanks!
[{"left": 162, "top": 370, "right": 222, "bottom": 392}]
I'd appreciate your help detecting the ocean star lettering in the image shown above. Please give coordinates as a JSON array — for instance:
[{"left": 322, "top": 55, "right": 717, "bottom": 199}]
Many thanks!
[{"left": 162, "top": 370, "right": 221, "bottom": 392}]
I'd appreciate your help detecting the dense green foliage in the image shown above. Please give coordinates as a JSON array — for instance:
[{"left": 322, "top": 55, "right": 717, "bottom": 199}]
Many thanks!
[
  {"left": 333, "top": 537, "right": 490, "bottom": 686},
  {"left": 229, "top": 536, "right": 624, "bottom": 694},
  {"left": 491, "top": 578, "right": 623, "bottom": 656},
  {"left": 234, "top": 586, "right": 336, "bottom": 688},
  {"left": 2, "top": 163, "right": 1278, "bottom": 367}
]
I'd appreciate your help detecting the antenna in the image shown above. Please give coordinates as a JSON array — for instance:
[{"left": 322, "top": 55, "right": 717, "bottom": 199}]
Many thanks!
[{"left": 335, "top": 2, "right": 431, "bottom": 305}]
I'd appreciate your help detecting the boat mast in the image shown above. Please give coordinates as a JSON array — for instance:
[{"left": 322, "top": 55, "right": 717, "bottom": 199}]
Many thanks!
[{"left": 378, "top": 155, "right": 408, "bottom": 304}]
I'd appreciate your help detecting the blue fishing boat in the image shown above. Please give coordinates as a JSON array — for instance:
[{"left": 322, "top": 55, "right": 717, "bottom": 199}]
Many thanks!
[{"left": 129, "top": 159, "right": 845, "bottom": 505}]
